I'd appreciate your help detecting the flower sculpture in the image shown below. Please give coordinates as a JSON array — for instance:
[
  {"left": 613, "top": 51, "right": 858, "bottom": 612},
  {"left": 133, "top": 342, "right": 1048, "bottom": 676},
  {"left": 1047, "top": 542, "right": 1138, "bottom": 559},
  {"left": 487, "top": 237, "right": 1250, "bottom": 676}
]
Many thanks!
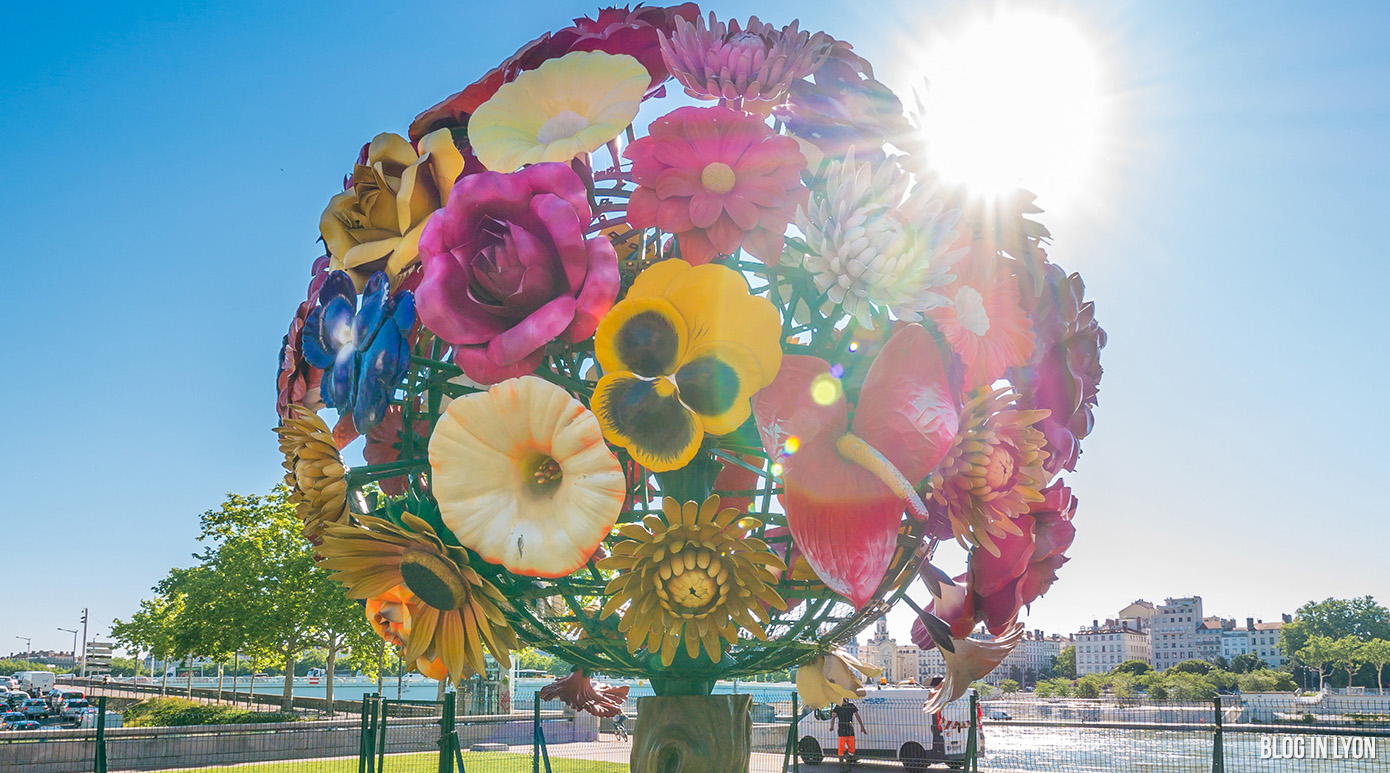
[
  {"left": 598, "top": 495, "right": 787, "bottom": 666},
  {"left": 429, "top": 376, "right": 626, "bottom": 578},
  {"left": 753, "top": 324, "right": 956, "bottom": 608},
  {"left": 626, "top": 106, "right": 807, "bottom": 264},
  {"left": 301, "top": 270, "right": 415, "bottom": 434},
  {"left": 273, "top": 6, "right": 1105, "bottom": 737},
  {"left": 659, "top": 13, "right": 831, "bottom": 111},
  {"left": 538, "top": 669, "right": 631, "bottom": 718},
  {"left": 773, "top": 39, "right": 910, "bottom": 167},
  {"left": 317, "top": 513, "right": 517, "bottom": 679},
  {"left": 416, "top": 162, "right": 620, "bottom": 383},
  {"left": 468, "top": 51, "right": 650, "bottom": 173},
  {"left": 795, "top": 650, "right": 884, "bottom": 707},
  {"left": 592, "top": 259, "right": 782, "bottom": 471},
  {"left": 1012, "top": 263, "right": 1107, "bottom": 475},
  {"left": 927, "top": 387, "right": 1051, "bottom": 556},
  {"left": 929, "top": 254, "right": 1037, "bottom": 390},
  {"left": 320, "top": 129, "right": 465, "bottom": 289},
  {"left": 795, "top": 153, "right": 962, "bottom": 327},
  {"left": 275, "top": 405, "right": 349, "bottom": 540}
]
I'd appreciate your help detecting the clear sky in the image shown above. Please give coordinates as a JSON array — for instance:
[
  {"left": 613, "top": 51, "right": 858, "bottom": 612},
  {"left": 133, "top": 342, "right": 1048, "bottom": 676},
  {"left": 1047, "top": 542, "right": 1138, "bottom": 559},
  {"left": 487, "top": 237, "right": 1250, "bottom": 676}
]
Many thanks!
[{"left": 2, "top": 0, "right": 1386, "bottom": 657}]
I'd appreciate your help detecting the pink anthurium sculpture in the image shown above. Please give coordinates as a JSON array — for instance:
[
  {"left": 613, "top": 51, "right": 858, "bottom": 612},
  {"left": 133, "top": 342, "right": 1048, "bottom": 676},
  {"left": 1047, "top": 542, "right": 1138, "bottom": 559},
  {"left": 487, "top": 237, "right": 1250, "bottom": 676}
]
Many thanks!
[{"left": 753, "top": 323, "right": 958, "bottom": 608}]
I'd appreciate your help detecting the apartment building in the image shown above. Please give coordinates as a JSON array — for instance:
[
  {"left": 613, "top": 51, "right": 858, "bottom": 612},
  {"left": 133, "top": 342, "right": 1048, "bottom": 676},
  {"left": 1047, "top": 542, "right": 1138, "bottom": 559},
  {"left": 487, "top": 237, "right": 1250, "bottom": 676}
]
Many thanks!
[
  {"left": 1151, "top": 596, "right": 1203, "bottom": 670},
  {"left": 1074, "top": 620, "right": 1152, "bottom": 675}
]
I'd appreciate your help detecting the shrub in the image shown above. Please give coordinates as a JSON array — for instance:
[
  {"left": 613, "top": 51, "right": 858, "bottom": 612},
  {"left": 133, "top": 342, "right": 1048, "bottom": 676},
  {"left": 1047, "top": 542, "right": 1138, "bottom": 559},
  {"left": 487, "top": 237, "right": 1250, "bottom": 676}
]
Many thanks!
[{"left": 123, "top": 698, "right": 298, "bottom": 727}]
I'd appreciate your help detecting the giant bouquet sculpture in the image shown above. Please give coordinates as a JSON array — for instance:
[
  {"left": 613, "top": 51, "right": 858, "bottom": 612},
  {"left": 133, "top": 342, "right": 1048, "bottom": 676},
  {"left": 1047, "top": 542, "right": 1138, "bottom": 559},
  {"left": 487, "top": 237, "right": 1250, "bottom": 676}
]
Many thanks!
[{"left": 275, "top": 4, "right": 1104, "bottom": 769}]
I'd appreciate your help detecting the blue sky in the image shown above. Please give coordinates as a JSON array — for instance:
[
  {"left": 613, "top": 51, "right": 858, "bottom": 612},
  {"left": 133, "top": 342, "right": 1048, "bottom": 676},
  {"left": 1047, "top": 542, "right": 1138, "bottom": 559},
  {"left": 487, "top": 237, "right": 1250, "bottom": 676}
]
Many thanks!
[{"left": 2, "top": 0, "right": 1386, "bottom": 656}]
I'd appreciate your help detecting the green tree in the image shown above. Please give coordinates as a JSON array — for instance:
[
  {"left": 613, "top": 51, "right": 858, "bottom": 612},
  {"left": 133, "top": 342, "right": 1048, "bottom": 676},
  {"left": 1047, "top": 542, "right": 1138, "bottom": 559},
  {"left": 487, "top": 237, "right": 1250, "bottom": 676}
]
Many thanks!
[
  {"left": 1075, "top": 674, "right": 1103, "bottom": 698},
  {"left": 1296, "top": 636, "right": 1338, "bottom": 691},
  {"left": 1053, "top": 646, "right": 1076, "bottom": 679},
  {"left": 112, "top": 594, "right": 184, "bottom": 695},
  {"left": 1111, "top": 660, "right": 1152, "bottom": 676},
  {"left": 1165, "top": 672, "right": 1216, "bottom": 701},
  {"left": 1330, "top": 637, "right": 1366, "bottom": 689},
  {"left": 998, "top": 678, "right": 1020, "bottom": 694},
  {"left": 1167, "top": 659, "right": 1213, "bottom": 676},
  {"left": 1360, "top": 639, "right": 1390, "bottom": 694},
  {"left": 1229, "top": 653, "right": 1266, "bottom": 674},
  {"left": 1281, "top": 597, "right": 1390, "bottom": 661},
  {"left": 1107, "top": 673, "right": 1137, "bottom": 698},
  {"left": 1237, "top": 669, "right": 1296, "bottom": 693}
]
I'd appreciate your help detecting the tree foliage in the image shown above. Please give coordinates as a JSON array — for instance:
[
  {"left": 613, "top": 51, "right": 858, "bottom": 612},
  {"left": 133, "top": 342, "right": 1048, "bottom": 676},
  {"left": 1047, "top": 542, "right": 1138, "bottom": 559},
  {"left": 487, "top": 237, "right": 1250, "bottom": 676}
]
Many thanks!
[
  {"left": 1111, "top": 659, "right": 1152, "bottom": 676},
  {"left": 114, "top": 487, "right": 378, "bottom": 709},
  {"left": 1053, "top": 646, "right": 1076, "bottom": 679},
  {"left": 1281, "top": 596, "right": 1390, "bottom": 660}
]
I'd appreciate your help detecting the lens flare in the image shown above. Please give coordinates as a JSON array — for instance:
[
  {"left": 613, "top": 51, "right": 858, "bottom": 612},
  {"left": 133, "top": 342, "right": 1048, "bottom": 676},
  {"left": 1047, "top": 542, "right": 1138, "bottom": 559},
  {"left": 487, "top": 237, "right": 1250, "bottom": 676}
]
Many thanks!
[{"left": 810, "top": 373, "right": 843, "bottom": 406}]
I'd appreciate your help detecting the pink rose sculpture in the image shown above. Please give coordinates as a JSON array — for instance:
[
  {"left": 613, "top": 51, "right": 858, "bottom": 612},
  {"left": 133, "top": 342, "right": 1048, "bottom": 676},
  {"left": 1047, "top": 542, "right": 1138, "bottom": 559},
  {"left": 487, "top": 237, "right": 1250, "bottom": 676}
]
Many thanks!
[{"left": 416, "top": 162, "right": 621, "bottom": 384}]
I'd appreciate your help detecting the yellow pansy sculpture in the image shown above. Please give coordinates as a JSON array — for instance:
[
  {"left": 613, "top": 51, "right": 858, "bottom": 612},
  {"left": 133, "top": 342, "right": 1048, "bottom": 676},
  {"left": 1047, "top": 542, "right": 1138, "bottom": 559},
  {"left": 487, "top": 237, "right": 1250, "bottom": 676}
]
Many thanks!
[{"left": 592, "top": 259, "right": 782, "bottom": 471}]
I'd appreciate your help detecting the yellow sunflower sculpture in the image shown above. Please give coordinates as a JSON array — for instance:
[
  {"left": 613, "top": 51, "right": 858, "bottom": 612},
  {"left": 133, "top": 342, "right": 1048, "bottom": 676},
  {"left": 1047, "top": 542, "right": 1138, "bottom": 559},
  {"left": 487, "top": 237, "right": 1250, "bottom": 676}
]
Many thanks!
[{"left": 598, "top": 495, "right": 787, "bottom": 666}]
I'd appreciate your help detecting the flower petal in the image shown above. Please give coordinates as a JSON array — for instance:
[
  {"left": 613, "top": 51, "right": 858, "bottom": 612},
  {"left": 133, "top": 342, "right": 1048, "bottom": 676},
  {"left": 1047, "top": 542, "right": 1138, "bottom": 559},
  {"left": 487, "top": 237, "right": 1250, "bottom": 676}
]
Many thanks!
[{"left": 592, "top": 373, "right": 701, "bottom": 472}]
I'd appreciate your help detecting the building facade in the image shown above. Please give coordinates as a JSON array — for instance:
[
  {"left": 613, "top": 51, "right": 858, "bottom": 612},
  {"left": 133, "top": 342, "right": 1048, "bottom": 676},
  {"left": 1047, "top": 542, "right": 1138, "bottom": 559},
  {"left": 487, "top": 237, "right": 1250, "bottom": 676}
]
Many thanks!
[
  {"left": 1151, "top": 596, "right": 1203, "bottom": 670},
  {"left": 1220, "top": 617, "right": 1289, "bottom": 667},
  {"left": 1074, "top": 621, "right": 1152, "bottom": 675}
]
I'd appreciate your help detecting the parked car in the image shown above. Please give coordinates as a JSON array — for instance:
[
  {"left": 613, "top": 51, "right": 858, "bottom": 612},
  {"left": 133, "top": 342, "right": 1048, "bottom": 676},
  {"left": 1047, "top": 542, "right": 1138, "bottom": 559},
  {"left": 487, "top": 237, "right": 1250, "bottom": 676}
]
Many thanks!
[
  {"left": 1, "top": 712, "right": 27, "bottom": 728},
  {"left": 47, "top": 688, "right": 85, "bottom": 714},
  {"left": 5, "top": 719, "right": 41, "bottom": 731},
  {"left": 985, "top": 708, "right": 1012, "bottom": 720},
  {"left": 22, "top": 699, "right": 49, "bottom": 719},
  {"left": 60, "top": 698, "right": 90, "bottom": 720},
  {"left": 1, "top": 691, "right": 26, "bottom": 708}
]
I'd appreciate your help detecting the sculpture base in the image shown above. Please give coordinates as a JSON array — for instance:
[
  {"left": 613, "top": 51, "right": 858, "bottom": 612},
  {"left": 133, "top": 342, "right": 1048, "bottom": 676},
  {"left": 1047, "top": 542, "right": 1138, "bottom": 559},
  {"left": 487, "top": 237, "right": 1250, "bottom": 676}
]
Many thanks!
[{"left": 631, "top": 694, "right": 752, "bottom": 773}]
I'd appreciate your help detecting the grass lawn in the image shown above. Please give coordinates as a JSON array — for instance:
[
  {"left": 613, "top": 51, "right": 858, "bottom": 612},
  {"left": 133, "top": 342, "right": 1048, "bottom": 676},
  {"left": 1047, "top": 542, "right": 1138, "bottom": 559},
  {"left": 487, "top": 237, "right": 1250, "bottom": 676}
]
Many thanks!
[{"left": 161, "top": 750, "right": 629, "bottom": 772}]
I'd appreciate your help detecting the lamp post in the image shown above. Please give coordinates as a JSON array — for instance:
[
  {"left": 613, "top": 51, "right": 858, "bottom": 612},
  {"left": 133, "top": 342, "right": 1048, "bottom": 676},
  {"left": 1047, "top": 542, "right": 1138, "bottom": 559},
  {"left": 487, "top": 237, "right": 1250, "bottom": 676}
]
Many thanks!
[
  {"left": 57, "top": 628, "right": 78, "bottom": 672},
  {"left": 13, "top": 636, "right": 31, "bottom": 657}
]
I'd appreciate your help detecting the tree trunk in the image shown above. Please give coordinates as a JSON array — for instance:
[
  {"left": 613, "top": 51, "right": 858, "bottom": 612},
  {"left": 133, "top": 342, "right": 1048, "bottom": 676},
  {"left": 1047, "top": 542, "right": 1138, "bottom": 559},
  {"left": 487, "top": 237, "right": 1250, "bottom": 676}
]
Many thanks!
[
  {"left": 186, "top": 659, "right": 194, "bottom": 698},
  {"left": 160, "top": 653, "right": 168, "bottom": 697},
  {"left": 217, "top": 664, "right": 224, "bottom": 703},
  {"left": 631, "top": 694, "right": 752, "bottom": 773},
  {"left": 325, "top": 639, "right": 337, "bottom": 714},
  {"left": 282, "top": 650, "right": 297, "bottom": 712}
]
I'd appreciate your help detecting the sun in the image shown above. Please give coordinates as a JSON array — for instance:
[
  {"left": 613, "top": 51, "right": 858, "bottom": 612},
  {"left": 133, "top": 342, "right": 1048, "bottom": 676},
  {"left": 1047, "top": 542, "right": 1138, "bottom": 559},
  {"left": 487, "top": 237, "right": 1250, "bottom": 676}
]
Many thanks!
[{"left": 902, "top": 10, "right": 1108, "bottom": 208}]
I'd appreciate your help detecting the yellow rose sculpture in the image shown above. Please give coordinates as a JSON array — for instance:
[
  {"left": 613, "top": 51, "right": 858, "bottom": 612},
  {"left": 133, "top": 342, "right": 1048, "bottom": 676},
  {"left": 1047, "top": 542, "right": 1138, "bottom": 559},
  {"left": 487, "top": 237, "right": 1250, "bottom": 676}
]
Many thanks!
[{"left": 319, "top": 128, "right": 465, "bottom": 289}]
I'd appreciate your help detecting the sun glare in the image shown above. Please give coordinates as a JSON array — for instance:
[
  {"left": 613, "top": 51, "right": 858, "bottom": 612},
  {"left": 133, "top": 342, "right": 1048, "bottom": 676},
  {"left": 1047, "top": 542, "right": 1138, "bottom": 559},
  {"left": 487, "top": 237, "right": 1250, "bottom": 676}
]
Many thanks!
[{"left": 907, "top": 11, "right": 1107, "bottom": 208}]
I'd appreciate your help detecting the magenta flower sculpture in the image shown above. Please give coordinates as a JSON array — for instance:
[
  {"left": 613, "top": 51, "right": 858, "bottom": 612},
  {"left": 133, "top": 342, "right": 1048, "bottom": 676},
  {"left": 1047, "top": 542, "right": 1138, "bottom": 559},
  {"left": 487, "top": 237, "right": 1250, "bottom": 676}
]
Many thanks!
[
  {"left": 416, "top": 162, "right": 621, "bottom": 384},
  {"left": 625, "top": 105, "right": 807, "bottom": 264},
  {"left": 659, "top": 12, "right": 832, "bottom": 111}
]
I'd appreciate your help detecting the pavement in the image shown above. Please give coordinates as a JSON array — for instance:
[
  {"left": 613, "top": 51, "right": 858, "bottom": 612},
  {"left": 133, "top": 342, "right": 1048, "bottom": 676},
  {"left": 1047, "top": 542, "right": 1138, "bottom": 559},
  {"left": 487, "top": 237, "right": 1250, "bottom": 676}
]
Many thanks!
[{"left": 503, "top": 735, "right": 911, "bottom": 772}]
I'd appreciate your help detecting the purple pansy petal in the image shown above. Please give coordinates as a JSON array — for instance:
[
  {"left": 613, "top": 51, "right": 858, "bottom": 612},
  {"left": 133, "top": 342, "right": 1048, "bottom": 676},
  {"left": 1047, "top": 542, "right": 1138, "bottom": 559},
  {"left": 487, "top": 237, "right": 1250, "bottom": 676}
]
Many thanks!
[
  {"left": 319, "top": 270, "right": 358, "bottom": 311},
  {"left": 300, "top": 308, "right": 335, "bottom": 369},
  {"left": 353, "top": 318, "right": 409, "bottom": 433},
  {"left": 389, "top": 291, "right": 416, "bottom": 333},
  {"left": 323, "top": 352, "right": 357, "bottom": 411},
  {"left": 354, "top": 271, "right": 391, "bottom": 349}
]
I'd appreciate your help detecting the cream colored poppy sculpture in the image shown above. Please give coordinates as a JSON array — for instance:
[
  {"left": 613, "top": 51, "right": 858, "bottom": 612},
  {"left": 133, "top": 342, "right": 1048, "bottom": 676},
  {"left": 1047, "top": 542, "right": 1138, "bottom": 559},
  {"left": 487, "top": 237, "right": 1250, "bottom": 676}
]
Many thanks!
[{"left": 273, "top": 4, "right": 1107, "bottom": 751}]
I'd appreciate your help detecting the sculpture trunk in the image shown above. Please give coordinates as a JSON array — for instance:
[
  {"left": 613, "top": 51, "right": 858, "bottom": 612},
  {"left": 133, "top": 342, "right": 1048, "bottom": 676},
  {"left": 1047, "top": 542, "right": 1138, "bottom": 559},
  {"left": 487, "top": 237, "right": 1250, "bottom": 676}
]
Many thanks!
[{"left": 631, "top": 694, "right": 752, "bottom": 773}]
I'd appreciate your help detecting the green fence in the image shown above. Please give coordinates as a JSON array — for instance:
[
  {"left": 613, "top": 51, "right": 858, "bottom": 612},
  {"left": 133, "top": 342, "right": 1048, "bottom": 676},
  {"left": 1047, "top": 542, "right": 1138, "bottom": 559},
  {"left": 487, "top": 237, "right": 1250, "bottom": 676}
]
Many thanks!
[{"left": 5, "top": 690, "right": 1386, "bottom": 772}]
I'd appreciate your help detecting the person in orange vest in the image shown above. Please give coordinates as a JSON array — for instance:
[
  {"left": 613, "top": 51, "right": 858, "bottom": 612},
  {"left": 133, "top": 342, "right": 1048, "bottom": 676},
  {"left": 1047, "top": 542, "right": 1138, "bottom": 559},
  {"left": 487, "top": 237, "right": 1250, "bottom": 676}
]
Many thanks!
[{"left": 830, "top": 697, "right": 868, "bottom": 761}]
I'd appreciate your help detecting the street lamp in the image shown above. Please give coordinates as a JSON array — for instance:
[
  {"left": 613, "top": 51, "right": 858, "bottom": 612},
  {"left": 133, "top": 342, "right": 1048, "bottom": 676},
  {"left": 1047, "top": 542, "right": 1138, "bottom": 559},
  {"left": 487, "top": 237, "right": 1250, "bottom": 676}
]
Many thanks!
[
  {"left": 13, "top": 636, "right": 31, "bottom": 656},
  {"left": 57, "top": 628, "right": 78, "bottom": 670}
]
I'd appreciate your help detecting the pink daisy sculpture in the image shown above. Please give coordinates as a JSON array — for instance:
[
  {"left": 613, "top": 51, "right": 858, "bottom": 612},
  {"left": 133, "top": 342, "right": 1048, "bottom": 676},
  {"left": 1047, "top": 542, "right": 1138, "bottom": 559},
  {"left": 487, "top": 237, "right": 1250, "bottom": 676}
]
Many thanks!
[
  {"left": 659, "top": 13, "right": 832, "bottom": 112},
  {"left": 625, "top": 105, "right": 807, "bottom": 265},
  {"left": 929, "top": 254, "right": 1037, "bottom": 390}
]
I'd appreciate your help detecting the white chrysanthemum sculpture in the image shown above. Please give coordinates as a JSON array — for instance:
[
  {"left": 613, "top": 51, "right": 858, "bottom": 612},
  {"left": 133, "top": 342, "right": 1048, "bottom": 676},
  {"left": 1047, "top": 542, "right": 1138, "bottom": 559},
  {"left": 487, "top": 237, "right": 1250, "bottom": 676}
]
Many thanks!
[{"left": 795, "top": 153, "right": 964, "bottom": 327}]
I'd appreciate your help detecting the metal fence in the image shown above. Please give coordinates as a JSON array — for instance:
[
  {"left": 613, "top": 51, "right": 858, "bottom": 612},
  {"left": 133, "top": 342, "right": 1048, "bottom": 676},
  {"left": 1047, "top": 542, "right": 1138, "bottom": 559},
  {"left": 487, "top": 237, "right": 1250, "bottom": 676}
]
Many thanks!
[{"left": 4, "top": 690, "right": 1385, "bottom": 772}]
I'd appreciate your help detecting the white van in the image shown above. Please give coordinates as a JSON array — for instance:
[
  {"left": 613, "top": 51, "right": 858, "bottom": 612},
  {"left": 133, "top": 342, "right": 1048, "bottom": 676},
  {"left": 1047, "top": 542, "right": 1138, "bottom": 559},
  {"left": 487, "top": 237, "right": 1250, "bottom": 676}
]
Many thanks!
[
  {"left": 17, "top": 671, "right": 55, "bottom": 694},
  {"left": 798, "top": 687, "right": 977, "bottom": 771}
]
